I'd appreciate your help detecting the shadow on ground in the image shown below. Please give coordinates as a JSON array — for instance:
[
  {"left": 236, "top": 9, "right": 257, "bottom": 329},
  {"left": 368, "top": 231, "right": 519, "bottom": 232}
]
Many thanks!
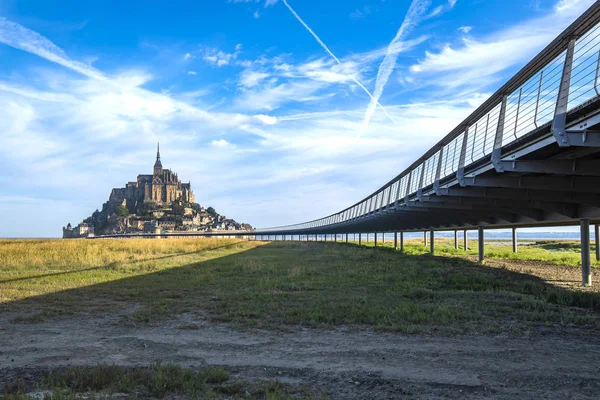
[{"left": 2, "top": 241, "right": 600, "bottom": 333}]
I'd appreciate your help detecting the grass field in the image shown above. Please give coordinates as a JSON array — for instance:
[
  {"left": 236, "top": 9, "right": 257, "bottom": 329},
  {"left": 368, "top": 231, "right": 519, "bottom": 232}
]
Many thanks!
[
  {"left": 1, "top": 237, "right": 599, "bottom": 334},
  {"left": 1, "top": 364, "right": 323, "bottom": 400},
  {"left": 352, "top": 235, "right": 600, "bottom": 267}
]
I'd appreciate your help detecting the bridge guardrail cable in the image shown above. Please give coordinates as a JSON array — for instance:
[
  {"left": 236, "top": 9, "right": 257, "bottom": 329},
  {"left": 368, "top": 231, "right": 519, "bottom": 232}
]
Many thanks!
[{"left": 257, "top": 5, "right": 600, "bottom": 234}]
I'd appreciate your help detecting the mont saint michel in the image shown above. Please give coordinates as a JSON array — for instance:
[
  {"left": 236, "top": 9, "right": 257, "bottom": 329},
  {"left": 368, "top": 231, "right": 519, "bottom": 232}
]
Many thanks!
[{"left": 63, "top": 145, "right": 252, "bottom": 238}]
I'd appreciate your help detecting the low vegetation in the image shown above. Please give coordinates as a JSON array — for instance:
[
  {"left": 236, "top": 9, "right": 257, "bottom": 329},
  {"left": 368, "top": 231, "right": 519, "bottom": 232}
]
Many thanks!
[
  {"left": 1, "top": 363, "right": 322, "bottom": 399},
  {"left": 1, "top": 237, "right": 599, "bottom": 334},
  {"left": 353, "top": 236, "right": 600, "bottom": 267}
]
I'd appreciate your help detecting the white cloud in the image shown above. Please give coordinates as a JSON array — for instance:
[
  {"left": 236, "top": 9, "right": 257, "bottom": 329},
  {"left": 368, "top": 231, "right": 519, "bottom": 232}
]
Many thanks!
[
  {"left": 254, "top": 9, "right": 261, "bottom": 18},
  {"left": 254, "top": 114, "right": 277, "bottom": 125},
  {"left": 555, "top": 0, "right": 590, "bottom": 13},
  {"left": 363, "top": 0, "right": 431, "bottom": 127},
  {"left": 239, "top": 69, "right": 270, "bottom": 87},
  {"left": 409, "top": 0, "right": 597, "bottom": 91},
  {"left": 184, "top": 52, "right": 193, "bottom": 60},
  {"left": 187, "top": 70, "right": 197, "bottom": 75},
  {"left": 202, "top": 45, "right": 242, "bottom": 67},
  {"left": 458, "top": 25, "right": 472, "bottom": 34},
  {"left": 210, "top": 139, "right": 235, "bottom": 148},
  {"left": 232, "top": 36, "right": 426, "bottom": 113},
  {"left": 0, "top": 17, "right": 106, "bottom": 81}
]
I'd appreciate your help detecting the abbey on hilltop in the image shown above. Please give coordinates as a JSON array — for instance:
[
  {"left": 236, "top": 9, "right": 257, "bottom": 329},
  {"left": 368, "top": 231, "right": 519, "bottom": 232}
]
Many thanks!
[
  {"left": 109, "top": 143, "right": 195, "bottom": 210},
  {"left": 63, "top": 145, "right": 252, "bottom": 238}
]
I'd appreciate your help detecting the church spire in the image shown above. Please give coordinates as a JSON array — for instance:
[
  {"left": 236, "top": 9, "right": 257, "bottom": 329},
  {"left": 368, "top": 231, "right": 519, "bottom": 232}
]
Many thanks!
[{"left": 153, "top": 141, "right": 163, "bottom": 175}]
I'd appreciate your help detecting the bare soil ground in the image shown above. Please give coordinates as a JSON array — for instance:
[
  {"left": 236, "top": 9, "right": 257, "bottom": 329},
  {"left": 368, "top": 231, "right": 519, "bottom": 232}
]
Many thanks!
[{"left": 2, "top": 307, "right": 600, "bottom": 399}]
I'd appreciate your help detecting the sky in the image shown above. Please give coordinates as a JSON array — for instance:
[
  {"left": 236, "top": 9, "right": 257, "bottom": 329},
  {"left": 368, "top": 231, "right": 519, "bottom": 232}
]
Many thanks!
[{"left": 0, "top": 0, "right": 596, "bottom": 237}]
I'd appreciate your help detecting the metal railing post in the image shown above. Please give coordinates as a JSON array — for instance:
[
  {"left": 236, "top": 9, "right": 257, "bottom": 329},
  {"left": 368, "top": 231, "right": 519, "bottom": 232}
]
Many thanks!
[
  {"left": 457, "top": 127, "right": 469, "bottom": 186},
  {"left": 417, "top": 163, "right": 426, "bottom": 201},
  {"left": 512, "top": 88, "right": 522, "bottom": 141},
  {"left": 434, "top": 147, "right": 444, "bottom": 195},
  {"left": 534, "top": 71, "right": 544, "bottom": 127},
  {"left": 403, "top": 171, "right": 412, "bottom": 205},
  {"left": 551, "top": 38, "right": 576, "bottom": 147},
  {"left": 491, "top": 95, "right": 508, "bottom": 172}
]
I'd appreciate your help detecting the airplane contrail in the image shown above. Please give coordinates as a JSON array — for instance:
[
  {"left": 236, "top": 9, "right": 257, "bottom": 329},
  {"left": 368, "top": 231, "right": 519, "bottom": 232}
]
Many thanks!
[
  {"left": 363, "top": 0, "right": 431, "bottom": 127},
  {"left": 282, "top": 0, "right": 396, "bottom": 124}
]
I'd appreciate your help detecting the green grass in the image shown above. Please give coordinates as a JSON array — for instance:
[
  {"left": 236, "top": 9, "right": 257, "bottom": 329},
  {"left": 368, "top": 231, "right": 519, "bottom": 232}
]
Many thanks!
[
  {"left": 1, "top": 238, "right": 599, "bottom": 334},
  {"left": 353, "top": 237, "right": 600, "bottom": 267},
  {"left": 1, "top": 364, "right": 323, "bottom": 399}
]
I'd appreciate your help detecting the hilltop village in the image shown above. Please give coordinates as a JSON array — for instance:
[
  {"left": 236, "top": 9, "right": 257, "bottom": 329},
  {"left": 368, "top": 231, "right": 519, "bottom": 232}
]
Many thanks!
[{"left": 63, "top": 145, "right": 253, "bottom": 238}]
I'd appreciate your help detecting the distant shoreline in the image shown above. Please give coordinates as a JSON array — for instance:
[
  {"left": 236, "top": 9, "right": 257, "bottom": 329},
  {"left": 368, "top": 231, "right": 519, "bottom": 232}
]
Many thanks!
[{"left": 0, "top": 232, "right": 596, "bottom": 240}]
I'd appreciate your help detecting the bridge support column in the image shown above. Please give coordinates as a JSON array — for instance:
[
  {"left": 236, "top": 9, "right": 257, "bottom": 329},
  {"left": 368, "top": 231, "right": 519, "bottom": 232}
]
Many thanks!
[
  {"left": 335, "top": 234, "right": 337, "bottom": 243},
  {"left": 430, "top": 230, "right": 435, "bottom": 255},
  {"left": 374, "top": 233, "right": 378, "bottom": 248},
  {"left": 595, "top": 224, "right": 599, "bottom": 261},
  {"left": 345, "top": 233, "right": 348, "bottom": 243},
  {"left": 382, "top": 233, "right": 385, "bottom": 244},
  {"left": 454, "top": 231, "right": 458, "bottom": 249},
  {"left": 512, "top": 228, "right": 518, "bottom": 253},
  {"left": 464, "top": 230, "right": 468, "bottom": 251},
  {"left": 478, "top": 227, "right": 485, "bottom": 264},
  {"left": 359, "top": 233, "right": 362, "bottom": 246},
  {"left": 394, "top": 232, "right": 398, "bottom": 250},
  {"left": 400, "top": 232, "right": 404, "bottom": 252},
  {"left": 424, "top": 232, "right": 427, "bottom": 247},
  {"left": 581, "top": 219, "right": 592, "bottom": 286}
]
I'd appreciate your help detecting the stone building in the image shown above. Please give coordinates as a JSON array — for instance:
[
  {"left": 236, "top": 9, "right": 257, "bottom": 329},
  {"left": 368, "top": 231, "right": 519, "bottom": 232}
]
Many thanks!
[
  {"left": 108, "top": 144, "right": 195, "bottom": 213},
  {"left": 62, "top": 222, "right": 94, "bottom": 238}
]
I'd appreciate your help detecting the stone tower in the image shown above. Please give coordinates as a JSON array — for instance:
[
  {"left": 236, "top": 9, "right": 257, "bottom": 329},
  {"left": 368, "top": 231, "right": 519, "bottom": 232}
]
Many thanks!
[{"left": 153, "top": 142, "right": 163, "bottom": 176}]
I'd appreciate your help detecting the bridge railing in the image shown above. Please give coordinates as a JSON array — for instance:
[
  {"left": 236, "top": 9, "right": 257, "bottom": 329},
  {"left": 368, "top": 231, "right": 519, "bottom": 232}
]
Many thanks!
[{"left": 262, "top": 4, "right": 600, "bottom": 234}]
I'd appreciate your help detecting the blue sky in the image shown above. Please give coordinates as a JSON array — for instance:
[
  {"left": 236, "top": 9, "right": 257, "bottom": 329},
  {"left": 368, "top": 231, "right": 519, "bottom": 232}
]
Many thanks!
[{"left": 0, "top": 0, "right": 594, "bottom": 237}]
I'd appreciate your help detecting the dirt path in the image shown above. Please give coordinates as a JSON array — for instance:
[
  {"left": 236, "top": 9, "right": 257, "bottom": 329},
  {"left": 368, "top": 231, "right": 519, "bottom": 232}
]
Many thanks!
[{"left": 1, "top": 309, "right": 600, "bottom": 399}]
